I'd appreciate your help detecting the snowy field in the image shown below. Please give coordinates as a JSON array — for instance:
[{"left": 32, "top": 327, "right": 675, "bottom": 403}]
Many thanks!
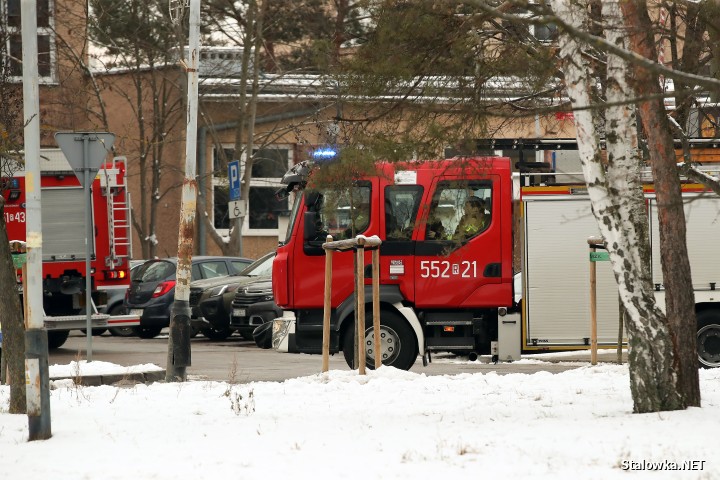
[{"left": 1, "top": 360, "right": 718, "bottom": 480}]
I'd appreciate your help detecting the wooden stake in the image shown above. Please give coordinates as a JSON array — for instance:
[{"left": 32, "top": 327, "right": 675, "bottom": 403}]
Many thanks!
[
  {"left": 372, "top": 248, "right": 381, "bottom": 369},
  {"left": 321, "top": 235, "right": 333, "bottom": 373},
  {"left": 356, "top": 238, "right": 366, "bottom": 375},
  {"left": 589, "top": 246, "right": 598, "bottom": 365}
]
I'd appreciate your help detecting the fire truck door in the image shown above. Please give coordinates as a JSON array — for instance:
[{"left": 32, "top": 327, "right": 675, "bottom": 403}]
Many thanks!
[{"left": 413, "top": 176, "right": 503, "bottom": 308}]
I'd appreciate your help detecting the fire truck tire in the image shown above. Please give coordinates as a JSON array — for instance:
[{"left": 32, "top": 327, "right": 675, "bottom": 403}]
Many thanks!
[
  {"left": 80, "top": 328, "right": 108, "bottom": 336},
  {"left": 697, "top": 309, "right": 720, "bottom": 368},
  {"left": 133, "top": 327, "right": 163, "bottom": 339},
  {"left": 342, "top": 309, "right": 418, "bottom": 371},
  {"left": 47, "top": 330, "right": 70, "bottom": 350},
  {"left": 200, "top": 326, "right": 231, "bottom": 340}
]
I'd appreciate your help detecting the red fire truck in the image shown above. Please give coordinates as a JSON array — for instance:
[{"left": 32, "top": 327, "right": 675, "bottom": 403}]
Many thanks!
[
  {"left": 271, "top": 153, "right": 720, "bottom": 370},
  {"left": 271, "top": 157, "right": 516, "bottom": 371},
  {"left": 3, "top": 151, "right": 139, "bottom": 349}
]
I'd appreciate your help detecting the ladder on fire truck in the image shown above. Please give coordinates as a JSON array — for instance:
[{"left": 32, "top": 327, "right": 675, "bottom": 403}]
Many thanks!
[{"left": 101, "top": 157, "right": 133, "bottom": 268}]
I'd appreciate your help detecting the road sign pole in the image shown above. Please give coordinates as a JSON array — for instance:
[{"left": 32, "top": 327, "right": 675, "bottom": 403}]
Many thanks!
[
  {"left": 22, "top": 0, "right": 51, "bottom": 441},
  {"left": 83, "top": 135, "right": 93, "bottom": 362},
  {"left": 56, "top": 131, "right": 116, "bottom": 364},
  {"left": 228, "top": 159, "right": 243, "bottom": 258}
]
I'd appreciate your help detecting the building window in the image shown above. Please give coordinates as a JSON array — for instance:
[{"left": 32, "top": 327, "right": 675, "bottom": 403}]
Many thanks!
[
  {"left": 502, "top": 9, "right": 557, "bottom": 44},
  {"left": 212, "top": 145, "right": 292, "bottom": 236},
  {"left": 3, "top": 0, "right": 55, "bottom": 82}
]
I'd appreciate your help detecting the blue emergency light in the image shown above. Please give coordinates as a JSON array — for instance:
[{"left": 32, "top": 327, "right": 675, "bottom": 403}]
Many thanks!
[{"left": 312, "top": 147, "right": 338, "bottom": 161}]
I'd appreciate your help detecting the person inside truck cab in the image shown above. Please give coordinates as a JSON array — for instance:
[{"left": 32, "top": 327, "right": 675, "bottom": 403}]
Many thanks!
[
  {"left": 454, "top": 196, "right": 489, "bottom": 240},
  {"left": 344, "top": 201, "right": 370, "bottom": 238},
  {"left": 426, "top": 219, "right": 446, "bottom": 240}
]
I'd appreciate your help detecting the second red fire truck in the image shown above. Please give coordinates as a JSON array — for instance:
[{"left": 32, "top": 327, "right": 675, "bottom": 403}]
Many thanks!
[{"left": 3, "top": 150, "right": 138, "bottom": 348}]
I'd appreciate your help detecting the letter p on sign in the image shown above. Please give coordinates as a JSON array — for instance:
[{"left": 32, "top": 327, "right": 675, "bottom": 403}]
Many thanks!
[{"left": 228, "top": 160, "right": 240, "bottom": 201}]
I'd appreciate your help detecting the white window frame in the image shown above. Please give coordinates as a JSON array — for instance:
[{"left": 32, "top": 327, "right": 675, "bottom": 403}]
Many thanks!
[
  {"left": 3, "top": 0, "right": 57, "bottom": 84},
  {"left": 212, "top": 144, "right": 294, "bottom": 237}
]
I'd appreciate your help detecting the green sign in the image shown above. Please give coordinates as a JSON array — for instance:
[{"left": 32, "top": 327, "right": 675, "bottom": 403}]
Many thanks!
[
  {"left": 12, "top": 253, "right": 27, "bottom": 269},
  {"left": 590, "top": 251, "right": 610, "bottom": 262}
]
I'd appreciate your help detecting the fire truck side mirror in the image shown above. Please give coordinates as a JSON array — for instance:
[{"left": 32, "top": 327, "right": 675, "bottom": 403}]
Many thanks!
[
  {"left": 304, "top": 212, "right": 318, "bottom": 241},
  {"left": 305, "top": 191, "right": 320, "bottom": 207}
]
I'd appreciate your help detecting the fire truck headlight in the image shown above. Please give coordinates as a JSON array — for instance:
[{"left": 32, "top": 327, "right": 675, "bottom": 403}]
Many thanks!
[{"left": 498, "top": 307, "right": 508, "bottom": 316}]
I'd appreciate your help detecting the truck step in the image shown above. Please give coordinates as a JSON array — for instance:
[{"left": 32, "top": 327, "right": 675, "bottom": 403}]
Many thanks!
[
  {"left": 424, "top": 311, "right": 473, "bottom": 326},
  {"left": 425, "top": 319, "right": 472, "bottom": 326},
  {"left": 426, "top": 337, "right": 474, "bottom": 350}
]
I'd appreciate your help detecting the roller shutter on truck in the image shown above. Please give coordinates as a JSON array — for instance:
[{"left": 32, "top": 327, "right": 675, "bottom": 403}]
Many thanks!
[
  {"left": 522, "top": 196, "right": 620, "bottom": 348},
  {"left": 649, "top": 195, "right": 720, "bottom": 291},
  {"left": 41, "top": 187, "right": 94, "bottom": 261}
]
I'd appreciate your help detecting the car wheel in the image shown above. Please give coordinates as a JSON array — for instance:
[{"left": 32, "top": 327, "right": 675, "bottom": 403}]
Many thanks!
[
  {"left": 697, "top": 309, "right": 720, "bottom": 368},
  {"left": 109, "top": 326, "right": 136, "bottom": 337},
  {"left": 342, "top": 309, "right": 418, "bottom": 371},
  {"left": 200, "top": 326, "right": 232, "bottom": 341},
  {"left": 47, "top": 330, "right": 70, "bottom": 349},
  {"left": 106, "top": 305, "right": 136, "bottom": 337},
  {"left": 133, "top": 326, "right": 163, "bottom": 339}
]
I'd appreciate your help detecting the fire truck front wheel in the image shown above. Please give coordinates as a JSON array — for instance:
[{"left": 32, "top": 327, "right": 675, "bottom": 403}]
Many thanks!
[
  {"left": 342, "top": 309, "right": 418, "bottom": 371},
  {"left": 697, "top": 309, "right": 720, "bottom": 368}
]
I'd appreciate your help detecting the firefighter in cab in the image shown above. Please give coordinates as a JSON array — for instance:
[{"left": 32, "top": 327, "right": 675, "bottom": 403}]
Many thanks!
[{"left": 454, "top": 196, "right": 488, "bottom": 240}]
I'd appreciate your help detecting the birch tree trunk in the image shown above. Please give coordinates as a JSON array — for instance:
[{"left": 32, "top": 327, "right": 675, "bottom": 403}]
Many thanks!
[
  {"left": 619, "top": 1, "right": 700, "bottom": 408},
  {"left": 550, "top": 0, "right": 684, "bottom": 412}
]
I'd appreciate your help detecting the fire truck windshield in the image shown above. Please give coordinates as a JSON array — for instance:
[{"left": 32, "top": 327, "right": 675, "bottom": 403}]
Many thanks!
[
  {"left": 305, "top": 184, "right": 371, "bottom": 241},
  {"left": 283, "top": 193, "right": 303, "bottom": 244}
]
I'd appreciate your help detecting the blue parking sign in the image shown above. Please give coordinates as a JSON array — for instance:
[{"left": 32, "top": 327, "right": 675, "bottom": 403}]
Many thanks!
[{"left": 228, "top": 160, "right": 241, "bottom": 201}]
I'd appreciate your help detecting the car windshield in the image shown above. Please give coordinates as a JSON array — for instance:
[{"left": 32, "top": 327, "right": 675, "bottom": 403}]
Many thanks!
[
  {"left": 238, "top": 252, "right": 275, "bottom": 277},
  {"left": 132, "top": 260, "right": 175, "bottom": 282}
]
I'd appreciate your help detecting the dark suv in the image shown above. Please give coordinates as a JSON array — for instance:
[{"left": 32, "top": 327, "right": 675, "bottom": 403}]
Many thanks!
[
  {"left": 230, "top": 275, "right": 281, "bottom": 342},
  {"left": 125, "top": 256, "right": 252, "bottom": 338},
  {"left": 190, "top": 252, "right": 275, "bottom": 340}
]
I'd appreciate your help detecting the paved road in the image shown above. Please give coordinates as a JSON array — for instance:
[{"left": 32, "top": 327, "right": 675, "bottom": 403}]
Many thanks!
[{"left": 49, "top": 331, "right": 625, "bottom": 383}]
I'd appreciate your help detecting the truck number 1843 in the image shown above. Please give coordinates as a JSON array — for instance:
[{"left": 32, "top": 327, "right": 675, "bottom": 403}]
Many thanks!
[
  {"left": 419, "top": 260, "right": 477, "bottom": 279},
  {"left": 4, "top": 212, "right": 26, "bottom": 224}
]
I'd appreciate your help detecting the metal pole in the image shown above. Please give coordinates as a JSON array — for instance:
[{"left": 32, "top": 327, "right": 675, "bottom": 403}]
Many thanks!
[
  {"left": 166, "top": 0, "right": 200, "bottom": 381},
  {"left": 22, "top": 0, "right": 51, "bottom": 440},
  {"left": 83, "top": 136, "right": 93, "bottom": 362}
]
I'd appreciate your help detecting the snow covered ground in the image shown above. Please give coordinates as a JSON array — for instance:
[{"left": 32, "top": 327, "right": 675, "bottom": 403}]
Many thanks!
[{"left": 1, "top": 360, "right": 718, "bottom": 480}]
